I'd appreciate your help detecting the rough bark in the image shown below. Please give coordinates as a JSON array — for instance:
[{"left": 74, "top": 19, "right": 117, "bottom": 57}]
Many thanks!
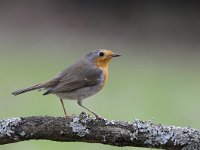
[{"left": 0, "top": 112, "right": 200, "bottom": 150}]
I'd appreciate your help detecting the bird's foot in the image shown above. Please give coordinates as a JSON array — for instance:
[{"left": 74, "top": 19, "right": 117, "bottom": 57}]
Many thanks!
[{"left": 95, "top": 114, "right": 107, "bottom": 120}]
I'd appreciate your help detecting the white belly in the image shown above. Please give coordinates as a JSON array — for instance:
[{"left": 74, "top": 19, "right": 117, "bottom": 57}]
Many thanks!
[{"left": 54, "top": 85, "right": 102, "bottom": 100}]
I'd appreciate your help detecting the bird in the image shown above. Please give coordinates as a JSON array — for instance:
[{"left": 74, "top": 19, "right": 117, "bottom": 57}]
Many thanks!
[{"left": 12, "top": 49, "right": 121, "bottom": 118}]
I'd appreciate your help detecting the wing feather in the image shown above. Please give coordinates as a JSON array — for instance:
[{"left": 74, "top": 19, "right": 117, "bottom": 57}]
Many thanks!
[{"left": 44, "top": 60, "right": 103, "bottom": 95}]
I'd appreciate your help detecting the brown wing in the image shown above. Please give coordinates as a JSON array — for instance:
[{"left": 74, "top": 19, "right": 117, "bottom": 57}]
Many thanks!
[{"left": 43, "top": 60, "right": 103, "bottom": 95}]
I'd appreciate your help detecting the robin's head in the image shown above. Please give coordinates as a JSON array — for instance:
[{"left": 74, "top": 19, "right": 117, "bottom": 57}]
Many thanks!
[{"left": 86, "top": 49, "right": 121, "bottom": 68}]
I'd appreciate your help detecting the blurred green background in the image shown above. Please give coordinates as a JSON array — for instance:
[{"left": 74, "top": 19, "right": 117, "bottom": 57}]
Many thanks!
[{"left": 1, "top": 0, "right": 200, "bottom": 150}]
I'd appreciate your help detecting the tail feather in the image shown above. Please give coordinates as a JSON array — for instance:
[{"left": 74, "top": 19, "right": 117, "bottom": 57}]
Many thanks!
[{"left": 12, "top": 84, "right": 44, "bottom": 96}]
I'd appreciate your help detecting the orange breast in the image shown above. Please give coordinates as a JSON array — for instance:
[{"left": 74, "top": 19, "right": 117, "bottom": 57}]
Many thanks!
[
  {"left": 102, "top": 65, "right": 108, "bottom": 86},
  {"left": 94, "top": 58, "right": 109, "bottom": 88}
]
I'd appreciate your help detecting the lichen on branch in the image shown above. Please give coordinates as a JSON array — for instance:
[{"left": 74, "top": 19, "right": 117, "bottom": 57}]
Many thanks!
[{"left": 0, "top": 112, "right": 200, "bottom": 150}]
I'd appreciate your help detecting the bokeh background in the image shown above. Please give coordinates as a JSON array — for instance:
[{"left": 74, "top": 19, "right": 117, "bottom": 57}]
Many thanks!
[{"left": 1, "top": 0, "right": 200, "bottom": 150}]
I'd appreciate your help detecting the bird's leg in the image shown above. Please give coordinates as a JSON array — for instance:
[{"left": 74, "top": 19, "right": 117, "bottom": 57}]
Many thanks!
[
  {"left": 77, "top": 99, "right": 102, "bottom": 119},
  {"left": 59, "top": 98, "right": 67, "bottom": 118}
]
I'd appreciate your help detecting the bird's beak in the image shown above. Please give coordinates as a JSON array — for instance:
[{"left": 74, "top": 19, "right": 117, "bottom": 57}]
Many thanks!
[{"left": 111, "top": 53, "right": 121, "bottom": 57}]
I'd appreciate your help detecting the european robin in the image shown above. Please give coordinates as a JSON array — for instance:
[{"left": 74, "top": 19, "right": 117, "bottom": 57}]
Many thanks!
[{"left": 12, "top": 49, "right": 121, "bottom": 118}]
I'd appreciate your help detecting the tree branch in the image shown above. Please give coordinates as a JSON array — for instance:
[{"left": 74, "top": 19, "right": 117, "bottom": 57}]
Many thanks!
[{"left": 0, "top": 112, "right": 200, "bottom": 149}]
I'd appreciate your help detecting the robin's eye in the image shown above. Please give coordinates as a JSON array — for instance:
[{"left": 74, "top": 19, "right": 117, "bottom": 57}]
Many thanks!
[{"left": 98, "top": 52, "right": 104, "bottom": 57}]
